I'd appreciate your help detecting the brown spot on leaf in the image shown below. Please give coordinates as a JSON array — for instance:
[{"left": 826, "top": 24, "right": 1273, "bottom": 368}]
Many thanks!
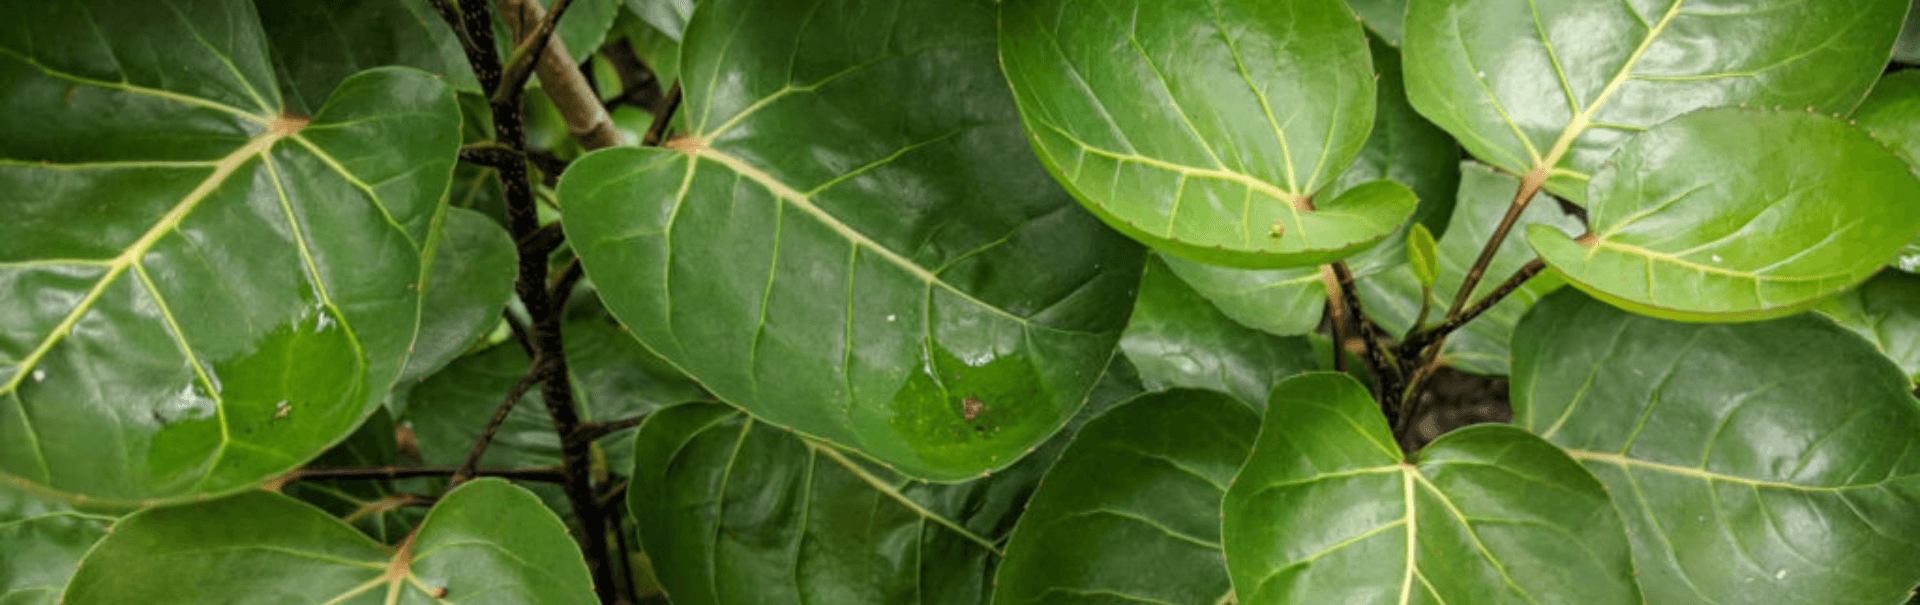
[{"left": 961, "top": 396, "right": 985, "bottom": 422}]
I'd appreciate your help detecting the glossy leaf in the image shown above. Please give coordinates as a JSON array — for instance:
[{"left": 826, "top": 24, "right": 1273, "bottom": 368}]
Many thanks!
[
  {"left": 0, "top": 484, "right": 110, "bottom": 605},
  {"left": 398, "top": 207, "right": 518, "bottom": 384},
  {"left": 627, "top": 360, "right": 1142, "bottom": 605},
  {"left": 993, "top": 390, "right": 1254, "bottom": 605},
  {"left": 1349, "top": 0, "right": 1409, "bottom": 46},
  {"left": 1157, "top": 40, "right": 1461, "bottom": 336},
  {"left": 1512, "top": 291, "right": 1920, "bottom": 604},
  {"left": 1404, "top": 0, "right": 1905, "bottom": 202},
  {"left": 1819, "top": 271, "right": 1920, "bottom": 383},
  {"left": 405, "top": 316, "right": 705, "bottom": 473},
  {"left": 626, "top": 0, "right": 695, "bottom": 41},
  {"left": 1000, "top": 0, "right": 1411, "bottom": 268},
  {"left": 561, "top": 0, "right": 1142, "bottom": 481},
  {"left": 1120, "top": 256, "right": 1317, "bottom": 412},
  {"left": 1853, "top": 69, "right": 1920, "bottom": 274},
  {"left": 0, "top": 0, "right": 460, "bottom": 505},
  {"left": 1530, "top": 109, "right": 1920, "bottom": 321},
  {"left": 1359, "top": 162, "right": 1582, "bottom": 375},
  {"left": 1406, "top": 223, "right": 1438, "bottom": 289},
  {"left": 64, "top": 479, "right": 594, "bottom": 604},
  {"left": 1223, "top": 372, "right": 1638, "bottom": 605},
  {"left": 257, "top": 0, "right": 480, "bottom": 109},
  {"left": 1897, "top": 2, "right": 1920, "bottom": 66}
]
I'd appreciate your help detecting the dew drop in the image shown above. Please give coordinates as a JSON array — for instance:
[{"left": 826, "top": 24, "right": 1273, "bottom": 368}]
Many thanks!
[
  {"left": 1710, "top": 254, "right": 1723, "bottom": 263},
  {"left": 1477, "top": 70, "right": 1486, "bottom": 78},
  {"left": 1775, "top": 569, "right": 1788, "bottom": 580},
  {"left": 886, "top": 314, "right": 897, "bottom": 322},
  {"left": 30, "top": 369, "right": 45, "bottom": 382}
]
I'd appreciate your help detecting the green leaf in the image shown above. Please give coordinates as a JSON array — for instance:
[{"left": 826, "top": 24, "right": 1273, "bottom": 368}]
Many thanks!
[
  {"left": 1852, "top": 70, "right": 1920, "bottom": 274},
  {"left": 561, "top": 0, "right": 1143, "bottom": 481},
  {"left": 1406, "top": 223, "right": 1438, "bottom": 289},
  {"left": 1404, "top": 0, "right": 1905, "bottom": 202},
  {"left": 1896, "top": 3, "right": 1920, "bottom": 66},
  {"left": 626, "top": 0, "right": 695, "bottom": 42},
  {"left": 1120, "top": 256, "right": 1317, "bottom": 412},
  {"left": 1152, "top": 40, "right": 1461, "bottom": 337},
  {"left": 999, "top": 0, "right": 1411, "bottom": 268},
  {"left": 0, "top": 0, "right": 460, "bottom": 506},
  {"left": 399, "top": 207, "right": 518, "bottom": 385},
  {"left": 257, "top": 0, "right": 481, "bottom": 110},
  {"left": 627, "top": 360, "right": 1143, "bottom": 605},
  {"left": 1222, "top": 372, "right": 1639, "bottom": 604},
  {"left": 992, "top": 390, "right": 1254, "bottom": 605},
  {"left": 498, "top": 0, "right": 621, "bottom": 66},
  {"left": 1512, "top": 290, "right": 1920, "bottom": 604},
  {"left": 0, "top": 486, "right": 111, "bottom": 605},
  {"left": 63, "top": 478, "right": 594, "bottom": 604},
  {"left": 1819, "top": 271, "right": 1920, "bottom": 383},
  {"left": 283, "top": 407, "right": 425, "bottom": 543},
  {"left": 1349, "top": 0, "right": 1409, "bottom": 46},
  {"left": 1358, "top": 162, "right": 1582, "bottom": 375},
  {"left": 1530, "top": 109, "right": 1920, "bottom": 321},
  {"left": 405, "top": 316, "right": 705, "bottom": 473}
]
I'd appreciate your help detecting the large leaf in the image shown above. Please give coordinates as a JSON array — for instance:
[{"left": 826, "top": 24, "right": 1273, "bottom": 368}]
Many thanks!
[
  {"left": 256, "top": 0, "right": 481, "bottom": 110},
  {"left": 627, "top": 360, "right": 1142, "bottom": 605},
  {"left": 1358, "top": 162, "right": 1583, "bottom": 375},
  {"left": 992, "top": 389, "right": 1254, "bottom": 605},
  {"left": 1222, "top": 372, "right": 1639, "bottom": 605},
  {"left": 561, "top": 0, "right": 1142, "bottom": 481},
  {"left": 1529, "top": 109, "right": 1920, "bottom": 321},
  {"left": 405, "top": 316, "right": 705, "bottom": 474},
  {"left": 0, "top": 0, "right": 460, "bottom": 505},
  {"left": 1404, "top": 0, "right": 1905, "bottom": 202},
  {"left": 63, "top": 478, "right": 593, "bottom": 604},
  {"left": 999, "top": 0, "right": 1412, "bottom": 268},
  {"left": 1511, "top": 290, "right": 1920, "bottom": 604},
  {"left": 1120, "top": 256, "right": 1316, "bottom": 411},
  {"left": 1157, "top": 39, "right": 1461, "bottom": 336},
  {"left": 1819, "top": 271, "right": 1920, "bottom": 382},
  {"left": 0, "top": 484, "right": 111, "bottom": 605}
]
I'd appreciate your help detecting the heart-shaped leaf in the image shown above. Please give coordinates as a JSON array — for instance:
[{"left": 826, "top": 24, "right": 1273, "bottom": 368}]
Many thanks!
[
  {"left": 561, "top": 0, "right": 1143, "bottom": 481},
  {"left": 1819, "top": 271, "right": 1920, "bottom": 382},
  {"left": 0, "top": 0, "right": 460, "bottom": 506},
  {"left": 999, "top": 0, "right": 1412, "bottom": 268},
  {"left": 1357, "top": 162, "right": 1582, "bottom": 375},
  {"left": 1529, "top": 109, "right": 1920, "bottom": 321},
  {"left": 1223, "top": 372, "right": 1639, "bottom": 604},
  {"left": 64, "top": 478, "right": 594, "bottom": 604},
  {"left": 993, "top": 389, "right": 1254, "bottom": 605},
  {"left": 1156, "top": 39, "right": 1461, "bottom": 336},
  {"left": 1121, "top": 256, "right": 1317, "bottom": 412},
  {"left": 1512, "top": 290, "right": 1920, "bottom": 604},
  {"left": 1405, "top": 0, "right": 1905, "bottom": 202}
]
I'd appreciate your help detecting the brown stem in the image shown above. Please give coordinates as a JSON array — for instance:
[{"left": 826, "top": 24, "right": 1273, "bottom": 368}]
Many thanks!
[
  {"left": 568, "top": 414, "right": 648, "bottom": 448},
  {"left": 450, "top": 357, "right": 554, "bottom": 486},
  {"left": 503, "top": 309, "right": 535, "bottom": 358},
  {"left": 496, "top": 0, "right": 625, "bottom": 149},
  {"left": 289, "top": 465, "right": 567, "bottom": 483},
  {"left": 642, "top": 82, "right": 682, "bottom": 147},
  {"left": 1318, "top": 267, "right": 1350, "bottom": 374},
  {"left": 495, "top": 0, "right": 578, "bottom": 103},
  {"left": 1446, "top": 169, "right": 1547, "bottom": 319},
  {"left": 549, "top": 257, "right": 585, "bottom": 305},
  {"left": 1418, "top": 258, "right": 1545, "bottom": 349},
  {"left": 519, "top": 221, "right": 567, "bottom": 260}
]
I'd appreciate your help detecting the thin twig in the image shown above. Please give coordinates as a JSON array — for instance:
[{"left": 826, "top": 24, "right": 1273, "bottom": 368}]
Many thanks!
[
  {"left": 495, "top": 0, "right": 578, "bottom": 104},
  {"left": 495, "top": 0, "right": 624, "bottom": 149},
  {"left": 1415, "top": 258, "right": 1545, "bottom": 349},
  {"left": 503, "top": 309, "right": 535, "bottom": 358},
  {"left": 458, "top": 141, "right": 521, "bottom": 170},
  {"left": 1319, "top": 267, "right": 1350, "bottom": 374},
  {"left": 288, "top": 465, "right": 567, "bottom": 483},
  {"left": 1446, "top": 171, "right": 1547, "bottom": 320},
  {"left": 549, "top": 257, "right": 585, "bottom": 306},
  {"left": 450, "top": 357, "right": 555, "bottom": 486},
  {"left": 519, "top": 221, "right": 567, "bottom": 260},
  {"left": 569, "top": 414, "right": 647, "bottom": 448},
  {"left": 642, "top": 82, "right": 682, "bottom": 147}
]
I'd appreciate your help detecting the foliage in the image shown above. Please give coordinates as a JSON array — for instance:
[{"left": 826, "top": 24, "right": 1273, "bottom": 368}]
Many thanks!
[{"left": 5, "top": 0, "right": 1920, "bottom": 604}]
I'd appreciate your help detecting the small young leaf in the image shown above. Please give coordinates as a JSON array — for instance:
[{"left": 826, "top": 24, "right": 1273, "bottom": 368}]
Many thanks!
[
  {"left": 1222, "top": 373, "right": 1639, "bottom": 605},
  {"left": 999, "top": 0, "right": 1410, "bottom": 268},
  {"left": 1512, "top": 291, "right": 1920, "bottom": 604},
  {"left": 1530, "top": 109, "right": 1920, "bottom": 321},
  {"left": 1406, "top": 223, "right": 1438, "bottom": 289}
]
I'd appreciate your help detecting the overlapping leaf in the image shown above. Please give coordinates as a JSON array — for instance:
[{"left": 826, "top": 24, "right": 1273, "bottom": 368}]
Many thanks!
[
  {"left": 1512, "top": 291, "right": 1920, "bottom": 604},
  {"left": 1222, "top": 373, "right": 1638, "bottom": 605},
  {"left": 1404, "top": 0, "right": 1905, "bottom": 202},
  {"left": 1853, "top": 69, "right": 1920, "bottom": 274},
  {"left": 562, "top": 0, "right": 1143, "bottom": 481},
  {"left": 1530, "top": 109, "right": 1920, "bottom": 321},
  {"left": 0, "top": 0, "right": 460, "bottom": 505},
  {"left": 992, "top": 390, "right": 1253, "bottom": 605},
  {"left": 1120, "top": 256, "right": 1316, "bottom": 412},
  {"left": 63, "top": 479, "right": 593, "bottom": 604},
  {"left": 1158, "top": 40, "right": 1460, "bottom": 336},
  {"left": 398, "top": 207, "right": 518, "bottom": 384},
  {"left": 1359, "top": 162, "right": 1583, "bottom": 375},
  {"left": 257, "top": 0, "right": 481, "bottom": 109},
  {"left": 626, "top": 0, "right": 695, "bottom": 41},
  {"left": 1000, "top": 0, "right": 1411, "bottom": 268},
  {"left": 283, "top": 408, "right": 426, "bottom": 543},
  {"left": 0, "top": 485, "right": 110, "bottom": 605},
  {"left": 1819, "top": 271, "right": 1920, "bottom": 383}
]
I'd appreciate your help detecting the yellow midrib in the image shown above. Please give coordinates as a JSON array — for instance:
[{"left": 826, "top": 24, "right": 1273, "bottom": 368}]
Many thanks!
[
  {"left": 0, "top": 121, "right": 297, "bottom": 396},
  {"left": 1530, "top": 1, "right": 1688, "bottom": 180}
]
